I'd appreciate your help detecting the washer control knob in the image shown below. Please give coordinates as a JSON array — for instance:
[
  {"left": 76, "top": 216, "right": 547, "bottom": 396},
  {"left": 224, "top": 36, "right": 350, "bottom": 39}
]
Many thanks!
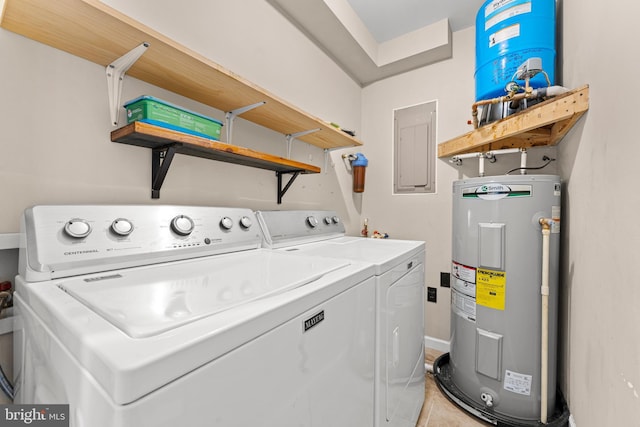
[
  {"left": 110, "top": 218, "right": 134, "bottom": 236},
  {"left": 323, "top": 217, "right": 332, "bottom": 225},
  {"left": 306, "top": 216, "right": 319, "bottom": 228},
  {"left": 332, "top": 216, "right": 340, "bottom": 224},
  {"left": 239, "top": 216, "right": 253, "bottom": 229},
  {"left": 64, "top": 219, "right": 92, "bottom": 239},
  {"left": 171, "top": 215, "right": 195, "bottom": 236},
  {"left": 220, "top": 216, "right": 234, "bottom": 230}
]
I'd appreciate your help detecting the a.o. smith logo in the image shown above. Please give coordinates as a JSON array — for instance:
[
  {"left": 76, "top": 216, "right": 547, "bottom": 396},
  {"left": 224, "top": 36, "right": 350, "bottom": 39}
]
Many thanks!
[
  {"left": 479, "top": 184, "right": 510, "bottom": 193},
  {"left": 1, "top": 405, "right": 69, "bottom": 426}
]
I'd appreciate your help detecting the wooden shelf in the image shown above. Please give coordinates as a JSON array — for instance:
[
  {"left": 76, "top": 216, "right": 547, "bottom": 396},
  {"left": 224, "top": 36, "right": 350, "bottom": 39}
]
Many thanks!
[
  {"left": 438, "top": 85, "right": 589, "bottom": 158},
  {"left": 112, "top": 121, "right": 320, "bottom": 201},
  {"left": 0, "top": 0, "right": 363, "bottom": 150},
  {"left": 112, "top": 121, "right": 321, "bottom": 173}
]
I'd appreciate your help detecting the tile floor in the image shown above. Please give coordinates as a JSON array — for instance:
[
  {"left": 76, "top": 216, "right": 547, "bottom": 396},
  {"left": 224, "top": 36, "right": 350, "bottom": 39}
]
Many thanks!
[{"left": 415, "top": 349, "right": 491, "bottom": 427}]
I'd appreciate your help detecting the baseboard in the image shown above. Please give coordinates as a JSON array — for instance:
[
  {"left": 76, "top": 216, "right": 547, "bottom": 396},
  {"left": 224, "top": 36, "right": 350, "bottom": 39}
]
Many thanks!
[{"left": 424, "top": 335, "right": 450, "bottom": 353}]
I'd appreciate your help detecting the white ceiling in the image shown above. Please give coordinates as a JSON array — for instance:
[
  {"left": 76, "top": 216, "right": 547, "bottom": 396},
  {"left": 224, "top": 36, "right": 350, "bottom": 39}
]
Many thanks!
[
  {"left": 346, "top": 0, "right": 485, "bottom": 42},
  {"left": 267, "top": 0, "right": 486, "bottom": 86}
]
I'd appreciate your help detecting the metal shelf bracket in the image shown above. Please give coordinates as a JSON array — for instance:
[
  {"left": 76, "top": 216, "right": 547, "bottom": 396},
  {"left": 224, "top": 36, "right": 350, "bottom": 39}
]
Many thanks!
[
  {"left": 284, "top": 128, "right": 320, "bottom": 158},
  {"left": 225, "top": 101, "right": 266, "bottom": 145},
  {"left": 151, "top": 145, "right": 177, "bottom": 199},
  {"left": 276, "top": 171, "right": 301, "bottom": 204},
  {"left": 106, "top": 42, "right": 149, "bottom": 126},
  {"left": 322, "top": 147, "right": 345, "bottom": 174}
]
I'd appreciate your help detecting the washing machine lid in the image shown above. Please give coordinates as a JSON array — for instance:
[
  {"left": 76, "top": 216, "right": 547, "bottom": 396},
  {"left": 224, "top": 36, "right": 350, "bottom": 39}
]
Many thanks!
[
  {"left": 58, "top": 249, "right": 349, "bottom": 338},
  {"left": 18, "top": 248, "right": 375, "bottom": 405},
  {"left": 281, "top": 237, "right": 424, "bottom": 275}
]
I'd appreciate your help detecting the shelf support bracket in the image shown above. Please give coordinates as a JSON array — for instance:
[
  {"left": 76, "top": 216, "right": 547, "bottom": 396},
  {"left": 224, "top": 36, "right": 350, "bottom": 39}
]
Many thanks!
[
  {"left": 225, "top": 101, "right": 266, "bottom": 145},
  {"left": 106, "top": 42, "right": 149, "bottom": 126},
  {"left": 276, "top": 171, "right": 301, "bottom": 204},
  {"left": 151, "top": 145, "right": 177, "bottom": 199},
  {"left": 284, "top": 128, "right": 320, "bottom": 158},
  {"left": 322, "top": 147, "right": 345, "bottom": 174}
]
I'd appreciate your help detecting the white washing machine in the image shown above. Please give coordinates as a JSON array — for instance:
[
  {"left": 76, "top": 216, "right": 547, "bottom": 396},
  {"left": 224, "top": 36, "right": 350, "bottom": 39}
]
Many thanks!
[
  {"left": 13, "top": 205, "right": 377, "bottom": 427},
  {"left": 256, "top": 210, "right": 426, "bottom": 427}
]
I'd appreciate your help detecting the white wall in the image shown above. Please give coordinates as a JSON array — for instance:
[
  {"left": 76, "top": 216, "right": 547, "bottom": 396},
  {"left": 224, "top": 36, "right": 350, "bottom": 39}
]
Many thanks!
[
  {"left": 0, "top": 0, "right": 363, "bottom": 235},
  {"left": 557, "top": 0, "right": 640, "bottom": 425},
  {"left": 0, "top": 0, "right": 363, "bottom": 401},
  {"left": 361, "top": 1, "right": 640, "bottom": 423},
  {"left": 360, "top": 27, "right": 558, "bottom": 340},
  {"left": 2, "top": 1, "right": 638, "bottom": 425}
]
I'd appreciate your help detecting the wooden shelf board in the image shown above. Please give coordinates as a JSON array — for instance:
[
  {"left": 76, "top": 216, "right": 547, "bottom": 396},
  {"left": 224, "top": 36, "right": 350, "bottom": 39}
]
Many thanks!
[
  {"left": 1, "top": 0, "right": 362, "bottom": 150},
  {"left": 111, "top": 121, "right": 321, "bottom": 174},
  {"left": 438, "top": 85, "right": 589, "bottom": 157}
]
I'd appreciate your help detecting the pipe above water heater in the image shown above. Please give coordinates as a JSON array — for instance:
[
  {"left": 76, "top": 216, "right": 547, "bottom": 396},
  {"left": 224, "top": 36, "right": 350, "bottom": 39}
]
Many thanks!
[
  {"left": 449, "top": 148, "right": 528, "bottom": 177},
  {"left": 471, "top": 85, "right": 569, "bottom": 129}
]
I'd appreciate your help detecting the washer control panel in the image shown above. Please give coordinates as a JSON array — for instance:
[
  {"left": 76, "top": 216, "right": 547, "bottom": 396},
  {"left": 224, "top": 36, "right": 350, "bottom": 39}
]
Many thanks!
[
  {"left": 21, "top": 205, "right": 262, "bottom": 281},
  {"left": 256, "top": 210, "right": 345, "bottom": 248}
]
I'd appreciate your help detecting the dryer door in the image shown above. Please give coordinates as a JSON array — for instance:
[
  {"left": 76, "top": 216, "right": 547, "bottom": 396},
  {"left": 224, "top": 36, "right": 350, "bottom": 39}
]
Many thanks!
[{"left": 384, "top": 261, "right": 425, "bottom": 425}]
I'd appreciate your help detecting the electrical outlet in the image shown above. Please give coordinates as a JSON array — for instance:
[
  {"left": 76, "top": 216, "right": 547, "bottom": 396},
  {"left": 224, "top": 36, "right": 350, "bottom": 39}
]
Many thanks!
[
  {"left": 427, "top": 287, "right": 437, "bottom": 303},
  {"left": 440, "top": 272, "right": 450, "bottom": 288}
]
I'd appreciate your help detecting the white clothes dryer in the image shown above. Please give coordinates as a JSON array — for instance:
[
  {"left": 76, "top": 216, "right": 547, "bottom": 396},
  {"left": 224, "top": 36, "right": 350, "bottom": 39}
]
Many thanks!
[
  {"left": 256, "top": 210, "right": 426, "bottom": 427},
  {"left": 14, "top": 205, "right": 377, "bottom": 427}
]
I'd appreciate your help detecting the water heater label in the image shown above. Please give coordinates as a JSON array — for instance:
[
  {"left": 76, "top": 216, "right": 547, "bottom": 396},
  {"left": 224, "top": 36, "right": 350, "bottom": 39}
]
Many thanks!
[
  {"left": 504, "top": 370, "right": 533, "bottom": 396},
  {"left": 452, "top": 261, "right": 476, "bottom": 283},
  {"left": 552, "top": 205, "right": 561, "bottom": 233},
  {"left": 476, "top": 268, "right": 506, "bottom": 310},
  {"left": 462, "top": 184, "right": 532, "bottom": 200},
  {"left": 452, "top": 262, "right": 477, "bottom": 322},
  {"left": 452, "top": 289, "right": 476, "bottom": 322}
]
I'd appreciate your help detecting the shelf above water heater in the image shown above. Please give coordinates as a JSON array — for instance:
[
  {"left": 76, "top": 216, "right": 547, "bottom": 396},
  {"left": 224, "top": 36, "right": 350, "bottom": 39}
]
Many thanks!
[{"left": 438, "top": 85, "right": 589, "bottom": 158}]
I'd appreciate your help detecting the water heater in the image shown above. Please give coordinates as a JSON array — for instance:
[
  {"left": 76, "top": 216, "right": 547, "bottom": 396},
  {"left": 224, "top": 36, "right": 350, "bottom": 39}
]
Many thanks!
[{"left": 435, "top": 175, "right": 569, "bottom": 426}]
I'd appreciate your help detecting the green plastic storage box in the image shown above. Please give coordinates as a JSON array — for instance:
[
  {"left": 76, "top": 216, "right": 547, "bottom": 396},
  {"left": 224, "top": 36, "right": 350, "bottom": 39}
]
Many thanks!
[{"left": 124, "top": 96, "right": 223, "bottom": 140}]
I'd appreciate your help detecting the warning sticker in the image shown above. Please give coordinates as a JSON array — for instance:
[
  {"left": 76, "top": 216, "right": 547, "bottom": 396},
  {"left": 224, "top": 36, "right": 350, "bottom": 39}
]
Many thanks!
[
  {"left": 476, "top": 268, "right": 506, "bottom": 310},
  {"left": 452, "top": 261, "right": 476, "bottom": 283},
  {"left": 452, "top": 289, "right": 476, "bottom": 322},
  {"left": 504, "top": 370, "right": 533, "bottom": 396},
  {"left": 551, "top": 205, "right": 561, "bottom": 234},
  {"left": 452, "top": 277, "right": 475, "bottom": 297}
]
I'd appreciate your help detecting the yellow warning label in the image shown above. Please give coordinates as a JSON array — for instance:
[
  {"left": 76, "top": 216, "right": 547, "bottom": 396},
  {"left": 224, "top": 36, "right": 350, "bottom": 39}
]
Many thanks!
[{"left": 476, "top": 268, "right": 506, "bottom": 310}]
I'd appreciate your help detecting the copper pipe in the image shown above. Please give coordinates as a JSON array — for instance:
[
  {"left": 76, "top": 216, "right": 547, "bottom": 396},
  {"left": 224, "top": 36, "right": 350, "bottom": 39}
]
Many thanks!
[{"left": 471, "top": 86, "right": 533, "bottom": 129}]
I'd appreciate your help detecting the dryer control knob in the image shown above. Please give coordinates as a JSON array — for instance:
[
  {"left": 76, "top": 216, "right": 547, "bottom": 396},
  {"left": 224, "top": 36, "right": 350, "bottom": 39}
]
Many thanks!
[
  {"left": 306, "top": 216, "right": 319, "bottom": 228},
  {"left": 111, "top": 218, "right": 134, "bottom": 236},
  {"left": 332, "top": 216, "right": 340, "bottom": 224},
  {"left": 323, "top": 217, "right": 332, "bottom": 225},
  {"left": 171, "top": 215, "right": 195, "bottom": 236},
  {"left": 220, "top": 216, "right": 234, "bottom": 230},
  {"left": 64, "top": 219, "right": 92, "bottom": 239},
  {"left": 239, "top": 216, "right": 253, "bottom": 229}
]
